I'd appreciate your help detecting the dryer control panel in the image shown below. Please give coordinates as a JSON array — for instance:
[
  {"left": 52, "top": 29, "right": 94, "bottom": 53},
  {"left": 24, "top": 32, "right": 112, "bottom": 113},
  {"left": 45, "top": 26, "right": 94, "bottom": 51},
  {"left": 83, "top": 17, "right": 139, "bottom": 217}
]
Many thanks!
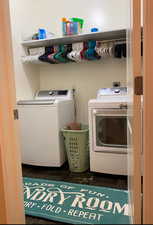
[{"left": 97, "top": 87, "right": 127, "bottom": 99}]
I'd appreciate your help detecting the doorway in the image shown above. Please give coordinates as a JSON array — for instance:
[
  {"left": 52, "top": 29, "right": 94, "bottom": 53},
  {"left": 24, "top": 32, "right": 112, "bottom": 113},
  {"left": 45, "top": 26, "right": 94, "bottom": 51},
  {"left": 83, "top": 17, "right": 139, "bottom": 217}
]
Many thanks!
[
  {"left": 13, "top": 1, "right": 129, "bottom": 223},
  {"left": 11, "top": 0, "right": 129, "bottom": 224},
  {"left": 2, "top": 0, "right": 152, "bottom": 224}
]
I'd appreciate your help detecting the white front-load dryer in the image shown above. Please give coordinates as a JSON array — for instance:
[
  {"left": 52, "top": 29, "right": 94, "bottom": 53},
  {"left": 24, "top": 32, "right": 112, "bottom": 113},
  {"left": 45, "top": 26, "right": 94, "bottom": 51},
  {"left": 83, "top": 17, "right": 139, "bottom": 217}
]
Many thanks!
[
  {"left": 18, "top": 90, "right": 74, "bottom": 167},
  {"left": 88, "top": 87, "right": 130, "bottom": 175}
]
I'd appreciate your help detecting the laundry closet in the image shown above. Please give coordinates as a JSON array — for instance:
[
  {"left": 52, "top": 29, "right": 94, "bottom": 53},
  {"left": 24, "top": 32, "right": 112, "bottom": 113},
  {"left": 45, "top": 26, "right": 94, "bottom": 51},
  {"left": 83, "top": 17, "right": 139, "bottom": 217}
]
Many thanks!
[
  {"left": 6, "top": 0, "right": 132, "bottom": 224},
  {"left": 8, "top": 0, "right": 131, "bottom": 171}
]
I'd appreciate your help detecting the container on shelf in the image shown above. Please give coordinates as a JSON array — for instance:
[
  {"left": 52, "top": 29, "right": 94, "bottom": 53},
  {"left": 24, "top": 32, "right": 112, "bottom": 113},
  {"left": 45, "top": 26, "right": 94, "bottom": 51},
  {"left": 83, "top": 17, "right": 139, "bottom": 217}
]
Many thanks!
[
  {"left": 71, "top": 18, "right": 84, "bottom": 33},
  {"left": 91, "top": 28, "right": 99, "bottom": 32},
  {"left": 61, "top": 124, "right": 89, "bottom": 172},
  {"left": 62, "top": 17, "right": 84, "bottom": 36},
  {"left": 62, "top": 18, "right": 67, "bottom": 36},
  {"left": 72, "top": 22, "right": 78, "bottom": 35},
  {"left": 38, "top": 28, "right": 47, "bottom": 40}
]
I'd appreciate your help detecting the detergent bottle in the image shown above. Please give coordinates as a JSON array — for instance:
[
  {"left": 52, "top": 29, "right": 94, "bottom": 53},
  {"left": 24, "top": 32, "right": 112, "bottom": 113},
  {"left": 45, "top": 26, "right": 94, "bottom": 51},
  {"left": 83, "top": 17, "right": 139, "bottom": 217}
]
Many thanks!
[{"left": 62, "top": 17, "right": 67, "bottom": 35}]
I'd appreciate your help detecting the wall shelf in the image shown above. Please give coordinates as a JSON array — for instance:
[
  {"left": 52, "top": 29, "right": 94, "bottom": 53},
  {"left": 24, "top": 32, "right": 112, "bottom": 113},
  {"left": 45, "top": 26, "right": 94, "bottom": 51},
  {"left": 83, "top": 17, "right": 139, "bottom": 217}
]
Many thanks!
[{"left": 21, "top": 29, "right": 126, "bottom": 48}]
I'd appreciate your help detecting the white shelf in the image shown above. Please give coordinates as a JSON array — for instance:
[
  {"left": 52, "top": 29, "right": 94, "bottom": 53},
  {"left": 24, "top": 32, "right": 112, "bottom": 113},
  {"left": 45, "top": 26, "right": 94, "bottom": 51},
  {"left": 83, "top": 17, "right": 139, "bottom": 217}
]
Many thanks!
[{"left": 21, "top": 29, "right": 126, "bottom": 48}]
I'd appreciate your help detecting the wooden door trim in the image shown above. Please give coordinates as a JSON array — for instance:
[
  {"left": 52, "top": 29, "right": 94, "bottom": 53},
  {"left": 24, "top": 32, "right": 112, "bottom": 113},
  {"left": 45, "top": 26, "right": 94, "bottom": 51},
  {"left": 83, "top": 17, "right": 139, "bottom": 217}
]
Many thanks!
[
  {"left": 132, "top": 0, "right": 142, "bottom": 223},
  {"left": 143, "top": 0, "right": 153, "bottom": 224},
  {"left": 0, "top": 0, "right": 25, "bottom": 223}
]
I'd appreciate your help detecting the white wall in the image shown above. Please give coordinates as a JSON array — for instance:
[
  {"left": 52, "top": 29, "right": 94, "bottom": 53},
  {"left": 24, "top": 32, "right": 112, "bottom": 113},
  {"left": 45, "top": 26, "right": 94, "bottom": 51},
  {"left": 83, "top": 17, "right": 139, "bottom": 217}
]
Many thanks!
[
  {"left": 9, "top": 0, "right": 40, "bottom": 100},
  {"left": 40, "top": 59, "right": 126, "bottom": 124},
  {"left": 13, "top": 0, "right": 130, "bottom": 37},
  {"left": 9, "top": 0, "right": 130, "bottom": 123},
  {"left": 38, "top": 0, "right": 129, "bottom": 124}
]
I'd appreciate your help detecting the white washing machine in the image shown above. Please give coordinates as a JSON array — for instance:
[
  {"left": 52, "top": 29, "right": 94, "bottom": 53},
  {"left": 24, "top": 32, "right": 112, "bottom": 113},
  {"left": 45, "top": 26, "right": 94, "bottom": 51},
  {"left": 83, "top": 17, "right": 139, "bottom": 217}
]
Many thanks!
[
  {"left": 88, "top": 87, "right": 130, "bottom": 175},
  {"left": 18, "top": 90, "right": 74, "bottom": 167}
]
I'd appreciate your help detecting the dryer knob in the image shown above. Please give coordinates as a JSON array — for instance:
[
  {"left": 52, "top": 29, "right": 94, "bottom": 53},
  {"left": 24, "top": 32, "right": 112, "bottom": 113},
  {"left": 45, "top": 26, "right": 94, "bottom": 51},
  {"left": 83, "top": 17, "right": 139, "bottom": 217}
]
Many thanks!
[
  {"left": 114, "top": 89, "right": 120, "bottom": 94},
  {"left": 93, "top": 109, "right": 99, "bottom": 115},
  {"left": 93, "top": 109, "right": 97, "bottom": 115}
]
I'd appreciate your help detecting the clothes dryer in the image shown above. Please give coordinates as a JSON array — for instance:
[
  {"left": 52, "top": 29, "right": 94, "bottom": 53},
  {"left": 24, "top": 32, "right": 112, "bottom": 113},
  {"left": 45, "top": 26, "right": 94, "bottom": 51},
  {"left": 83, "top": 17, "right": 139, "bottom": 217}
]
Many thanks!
[{"left": 88, "top": 87, "right": 130, "bottom": 175}]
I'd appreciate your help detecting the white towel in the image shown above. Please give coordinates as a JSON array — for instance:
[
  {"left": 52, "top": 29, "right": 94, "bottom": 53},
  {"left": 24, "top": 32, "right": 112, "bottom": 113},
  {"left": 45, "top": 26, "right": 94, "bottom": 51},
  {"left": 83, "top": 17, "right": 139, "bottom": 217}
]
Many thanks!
[{"left": 21, "top": 55, "right": 43, "bottom": 64}]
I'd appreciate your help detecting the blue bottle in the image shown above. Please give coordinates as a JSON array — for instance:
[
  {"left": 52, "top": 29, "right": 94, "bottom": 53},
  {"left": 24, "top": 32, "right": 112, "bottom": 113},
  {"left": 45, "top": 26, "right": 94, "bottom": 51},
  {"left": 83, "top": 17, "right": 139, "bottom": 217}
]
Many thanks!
[
  {"left": 38, "top": 29, "right": 47, "bottom": 39},
  {"left": 62, "top": 18, "right": 67, "bottom": 35},
  {"left": 91, "top": 28, "right": 99, "bottom": 32},
  {"left": 72, "top": 22, "right": 78, "bottom": 35}
]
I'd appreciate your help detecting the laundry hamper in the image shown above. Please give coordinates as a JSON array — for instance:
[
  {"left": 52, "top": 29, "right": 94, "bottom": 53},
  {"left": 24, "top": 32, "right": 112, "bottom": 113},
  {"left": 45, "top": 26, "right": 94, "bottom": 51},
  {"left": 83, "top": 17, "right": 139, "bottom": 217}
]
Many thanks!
[{"left": 61, "top": 125, "right": 89, "bottom": 172}]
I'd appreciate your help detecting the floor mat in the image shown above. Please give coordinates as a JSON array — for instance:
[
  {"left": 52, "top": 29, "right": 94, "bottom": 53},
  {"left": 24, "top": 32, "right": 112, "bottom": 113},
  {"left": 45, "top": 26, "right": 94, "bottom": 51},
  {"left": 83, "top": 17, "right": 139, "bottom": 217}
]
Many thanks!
[{"left": 23, "top": 177, "right": 130, "bottom": 224}]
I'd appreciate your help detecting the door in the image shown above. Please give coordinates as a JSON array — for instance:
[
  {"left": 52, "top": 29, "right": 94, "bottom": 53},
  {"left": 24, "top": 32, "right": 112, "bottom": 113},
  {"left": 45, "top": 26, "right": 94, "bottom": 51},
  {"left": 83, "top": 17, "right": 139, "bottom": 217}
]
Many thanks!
[
  {"left": 143, "top": 1, "right": 153, "bottom": 224},
  {"left": 128, "top": 0, "right": 153, "bottom": 224},
  {"left": 0, "top": 0, "right": 25, "bottom": 223},
  {"left": 129, "top": 1, "right": 153, "bottom": 223},
  {"left": 128, "top": 0, "right": 142, "bottom": 224},
  {"left": 92, "top": 108, "right": 128, "bottom": 153}
]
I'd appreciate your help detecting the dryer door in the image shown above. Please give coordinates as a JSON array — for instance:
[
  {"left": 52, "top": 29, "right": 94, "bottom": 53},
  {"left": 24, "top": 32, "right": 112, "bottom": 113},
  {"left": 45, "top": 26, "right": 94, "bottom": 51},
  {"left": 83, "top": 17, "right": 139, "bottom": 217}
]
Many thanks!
[{"left": 92, "top": 108, "right": 128, "bottom": 154}]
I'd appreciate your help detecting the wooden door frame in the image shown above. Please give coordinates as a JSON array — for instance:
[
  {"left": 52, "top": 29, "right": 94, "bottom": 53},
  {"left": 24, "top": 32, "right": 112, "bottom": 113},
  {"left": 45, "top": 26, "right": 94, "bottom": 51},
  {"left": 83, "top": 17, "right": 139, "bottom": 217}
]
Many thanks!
[
  {"left": 143, "top": 0, "right": 153, "bottom": 224},
  {"left": 1, "top": 0, "right": 153, "bottom": 224},
  {"left": 0, "top": 0, "right": 25, "bottom": 223},
  {"left": 132, "top": 0, "right": 142, "bottom": 224}
]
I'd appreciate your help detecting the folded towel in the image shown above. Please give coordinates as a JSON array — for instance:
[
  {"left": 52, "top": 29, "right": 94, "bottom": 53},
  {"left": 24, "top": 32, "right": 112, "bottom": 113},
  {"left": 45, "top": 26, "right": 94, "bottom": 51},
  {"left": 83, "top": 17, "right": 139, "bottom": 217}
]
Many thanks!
[
  {"left": 21, "top": 55, "right": 43, "bottom": 64},
  {"left": 28, "top": 47, "right": 45, "bottom": 56}
]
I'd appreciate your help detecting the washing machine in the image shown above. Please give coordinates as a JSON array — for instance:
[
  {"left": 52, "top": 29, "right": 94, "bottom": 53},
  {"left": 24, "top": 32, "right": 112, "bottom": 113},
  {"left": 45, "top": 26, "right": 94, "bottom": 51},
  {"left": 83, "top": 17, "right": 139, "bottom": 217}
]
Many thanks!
[
  {"left": 88, "top": 87, "right": 130, "bottom": 175},
  {"left": 18, "top": 90, "right": 74, "bottom": 167}
]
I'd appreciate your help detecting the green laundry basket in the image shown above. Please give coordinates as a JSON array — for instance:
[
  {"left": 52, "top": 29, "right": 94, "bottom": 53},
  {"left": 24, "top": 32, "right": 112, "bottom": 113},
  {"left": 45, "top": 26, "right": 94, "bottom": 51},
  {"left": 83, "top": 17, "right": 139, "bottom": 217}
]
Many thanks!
[{"left": 61, "top": 125, "right": 89, "bottom": 172}]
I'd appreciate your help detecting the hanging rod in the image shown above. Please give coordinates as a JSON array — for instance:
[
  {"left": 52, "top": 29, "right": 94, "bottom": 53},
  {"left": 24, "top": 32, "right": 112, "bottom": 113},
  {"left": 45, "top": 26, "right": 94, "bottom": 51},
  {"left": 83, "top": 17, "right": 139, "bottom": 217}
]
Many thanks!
[
  {"left": 97, "top": 38, "right": 126, "bottom": 44},
  {"left": 99, "top": 37, "right": 143, "bottom": 44}
]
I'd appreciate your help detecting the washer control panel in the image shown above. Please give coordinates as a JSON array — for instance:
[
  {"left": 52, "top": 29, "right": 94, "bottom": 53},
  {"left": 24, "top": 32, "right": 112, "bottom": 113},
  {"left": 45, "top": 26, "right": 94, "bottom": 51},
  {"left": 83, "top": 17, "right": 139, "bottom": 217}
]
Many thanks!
[{"left": 35, "top": 90, "right": 72, "bottom": 100}]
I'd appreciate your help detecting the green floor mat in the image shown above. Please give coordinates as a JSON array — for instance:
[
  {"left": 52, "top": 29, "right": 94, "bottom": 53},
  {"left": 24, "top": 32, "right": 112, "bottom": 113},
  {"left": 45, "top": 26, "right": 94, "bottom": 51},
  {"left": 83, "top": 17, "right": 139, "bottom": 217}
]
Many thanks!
[{"left": 23, "top": 177, "right": 130, "bottom": 224}]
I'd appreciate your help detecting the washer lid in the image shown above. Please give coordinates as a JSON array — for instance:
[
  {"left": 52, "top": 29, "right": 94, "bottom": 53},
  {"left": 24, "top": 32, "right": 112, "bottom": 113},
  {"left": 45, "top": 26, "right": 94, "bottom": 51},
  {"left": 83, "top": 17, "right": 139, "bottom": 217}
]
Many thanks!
[
  {"left": 88, "top": 95, "right": 130, "bottom": 108},
  {"left": 17, "top": 100, "right": 55, "bottom": 105}
]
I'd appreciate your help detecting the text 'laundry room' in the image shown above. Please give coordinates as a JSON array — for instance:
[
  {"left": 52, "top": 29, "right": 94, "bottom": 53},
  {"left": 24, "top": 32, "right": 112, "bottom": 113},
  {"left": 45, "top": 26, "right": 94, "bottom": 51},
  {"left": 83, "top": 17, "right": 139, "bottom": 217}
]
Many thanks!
[{"left": 8, "top": 0, "right": 131, "bottom": 224}]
